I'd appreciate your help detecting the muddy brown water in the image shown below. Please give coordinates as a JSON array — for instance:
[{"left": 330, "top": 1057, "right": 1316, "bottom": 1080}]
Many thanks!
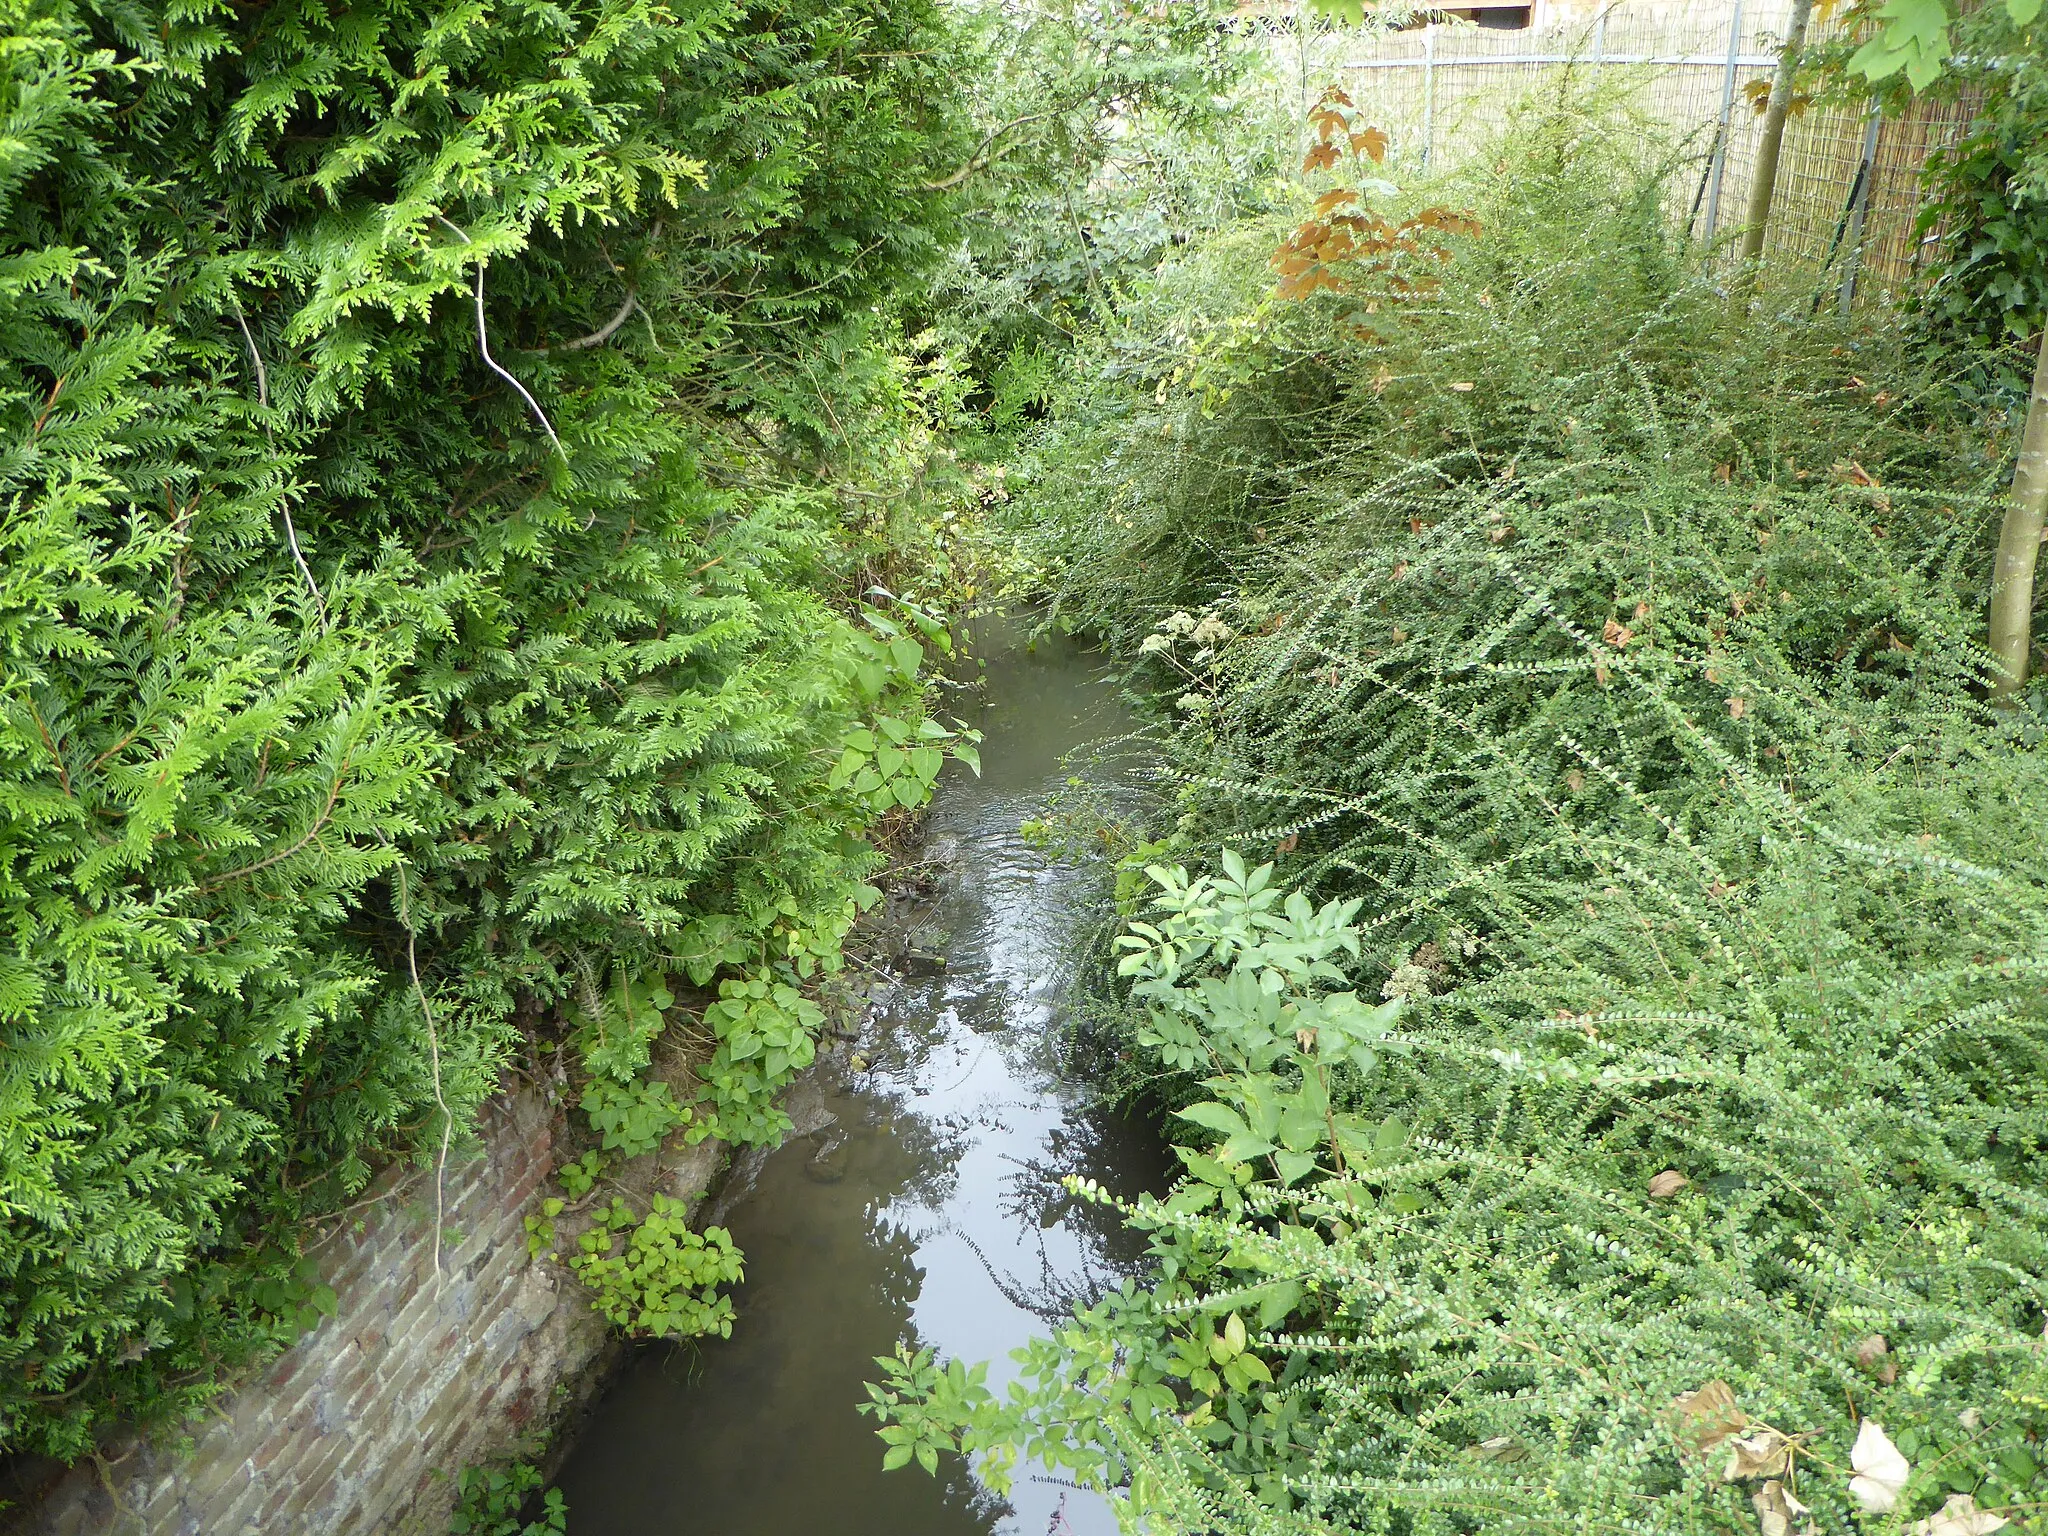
[{"left": 553, "top": 620, "right": 1171, "bottom": 1536}]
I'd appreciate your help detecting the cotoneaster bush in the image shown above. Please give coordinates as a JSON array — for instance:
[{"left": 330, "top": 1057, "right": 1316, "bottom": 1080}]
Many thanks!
[{"left": 867, "top": 104, "right": 2048, "bottom": 1530}]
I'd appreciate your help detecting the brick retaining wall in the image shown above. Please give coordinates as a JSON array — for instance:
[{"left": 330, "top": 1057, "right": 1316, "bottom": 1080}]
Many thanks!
[{"left": 12, "top": 1084, "right": 709, "bottom": 1536}]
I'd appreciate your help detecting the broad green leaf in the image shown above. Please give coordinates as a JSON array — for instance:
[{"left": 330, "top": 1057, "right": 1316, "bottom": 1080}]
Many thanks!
[{"left": 1176, "top": 1101, "right": 1251, "bottom": 1139}]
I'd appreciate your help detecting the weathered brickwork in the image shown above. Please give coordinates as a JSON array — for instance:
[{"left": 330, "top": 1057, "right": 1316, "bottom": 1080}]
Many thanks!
[{"left": 18, "top": 1089, "right": 623, "bottom": 1536}]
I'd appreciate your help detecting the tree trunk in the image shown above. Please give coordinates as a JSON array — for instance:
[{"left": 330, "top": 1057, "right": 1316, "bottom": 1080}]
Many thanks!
[
  {"left": 1988, "top": 331, "right": 2048, "bottom": 700},
  {"left": 1733, "top": 0, "right": 1816, "bottom": 295}
]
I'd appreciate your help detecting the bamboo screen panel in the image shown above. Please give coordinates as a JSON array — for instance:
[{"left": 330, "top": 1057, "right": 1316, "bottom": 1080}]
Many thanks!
[{"left": 1267, "top": 1, "right": 1979, "bottom": 305}]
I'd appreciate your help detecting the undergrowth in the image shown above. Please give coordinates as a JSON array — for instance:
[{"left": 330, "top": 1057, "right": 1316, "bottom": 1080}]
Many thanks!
[{"left": 867, "top": 101, "right": 2048, "bottom": 1532}]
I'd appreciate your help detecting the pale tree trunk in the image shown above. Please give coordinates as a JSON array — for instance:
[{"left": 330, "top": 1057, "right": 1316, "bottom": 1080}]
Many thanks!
[
  {"left": 1988, "top": 331, "right": 2048, "bottom": 700},
  {"left": 1733, "top": 0, "right": 1815, "bottom": 297}
]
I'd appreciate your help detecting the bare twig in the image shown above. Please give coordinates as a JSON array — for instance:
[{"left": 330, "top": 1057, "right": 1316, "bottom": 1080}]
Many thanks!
[
  {"left": 230, "top": 305, "right": 330, "bottom": 630},
  {"left": 546, "top": 289, "right": 640, "bottom": 352},
  {"left": 434, "top": 215, "right": 566, "bottom": 459},
  {"left": 921, "top": 109, "right": 1062, "bottom": 192},
  {"left": 394, "top": 860, "right": 453, "bottom": 1295}
]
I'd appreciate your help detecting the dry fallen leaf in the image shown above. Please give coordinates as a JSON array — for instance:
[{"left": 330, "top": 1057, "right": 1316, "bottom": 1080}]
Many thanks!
[
  {"left": 1753, "top": 1479, "right": 1810, "bottom": 1536},
  {"left": 1909, "top": 1494, "right": 2007, "bottom": 1536},
  {"left": 1594, "top": 662, "right": 1610, "bottom": 686},
  {"left": 1449, "top": 381, "right": 1474, "bottom": 392},
  {"left": 1724, "top": 1428, "right": 1794, "bottom": 1482},
  {"left": 1604, "top": 618, "right": 1635, "bottom": 648},
  {"left": 1634, "top": 601, "right": 1651, "bottom": 621},
  {"left": 1566, "top": 769, "right": 1585, "bottom": 792},
  {"left": 1275, "top": 833, "right": 1300, "bottom": 856},
  {"left": 1665, "top": 1380, "right": 1747, "bottom": 1453},
  {"left": 1849, "top": 1419, "right": 1911, "bottom": 1513},
  {"left": 1727, "top": 696, "right": 1748, "bottom": 719},
  {"left": 1854, "top": 1334, "right": 1898, "bottom": 1385},
  {"left": 1648, "top": 1170, "right": 1690, "bottom": 1198}
]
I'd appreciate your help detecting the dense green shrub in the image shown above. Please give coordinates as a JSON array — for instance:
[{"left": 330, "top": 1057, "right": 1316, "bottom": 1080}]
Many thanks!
[
  {"left": 871, "top": 107, "right": 2048, "bottom": 1530},
  {"left": 0, "top": 0, "right": 975, "bottom": 1456}
]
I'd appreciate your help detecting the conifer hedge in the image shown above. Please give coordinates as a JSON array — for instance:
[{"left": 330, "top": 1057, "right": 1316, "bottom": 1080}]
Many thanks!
[{"left": 0, "top": 0, "right": 967, "bottom": 1456}]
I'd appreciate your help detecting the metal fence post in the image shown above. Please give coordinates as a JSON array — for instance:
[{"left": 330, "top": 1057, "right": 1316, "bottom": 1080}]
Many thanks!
[
  {"left": 1838, "top": 103, "right": 1884, "bottom": 316},
  {"left": 1703, "top": 0, "right": 1745, "bottom": 239},
  {"left": 1421, "top": 26, "right": 1436, "bottom": 169}
]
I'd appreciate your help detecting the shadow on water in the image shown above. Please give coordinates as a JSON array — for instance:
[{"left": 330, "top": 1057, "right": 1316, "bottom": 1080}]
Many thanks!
[{"left": 553, "top": 618, "right": 1172, "bottom": 1536}]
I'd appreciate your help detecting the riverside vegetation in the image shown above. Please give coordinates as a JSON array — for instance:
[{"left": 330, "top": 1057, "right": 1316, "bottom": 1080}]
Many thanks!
[
  {"left": 0, "top": 0, "right": 1250, "bottom": 1482},
  {"left": 860, "top": 6, "right": 2048, "bottom": 1536},
  {"left": 6, "top": 0, "right": 2048, "bottom": 1532}
]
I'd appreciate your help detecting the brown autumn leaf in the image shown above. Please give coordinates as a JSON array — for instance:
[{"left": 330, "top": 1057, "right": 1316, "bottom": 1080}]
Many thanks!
[
  {"left": 1565, "top": 769, "right": 1585, "bottom": 792},
  {"left": 1350, "top": 126, "right": 1388, "bottom": 161},
  {"left": 1594, "top": 661, "right": 1610, "bottom": 686},
  {"left": 1275, "top": 832, "right": 1300, "bottom": 856},
  {"left": 1648, "top": 1170, "right": 1690, "bottom": 1198},
  {"left": 1715, "top": 462, "right": 1734, "bottom": 483},
  {"left": 1753, "top": 1479, "right": 1811, "bottom": 1536},
  {"left": 1723, "top": 1428, "right": 1794, "bottom": 1482},
  {"left": 1664, "top": 1380, "right": 1748, "bottom": 1454},
  {"left": 1448, "top": 381, "right": 1474, "bottom": 392},
  {"left": 1727, "top": 696, "right": 1748, "bottom": 719},
  {"left": 1634, "top": 601, "right": 1651, "bottom": 621},
  {"left": 1302, "top": 142, "right": 1340, "bottom": 174},
  {"left": 1855, "top": 1334, "right": 1899, "bottom": 1385},
  {"left": 1603, "top": 618, "right": 1634, "bottom": 648}
]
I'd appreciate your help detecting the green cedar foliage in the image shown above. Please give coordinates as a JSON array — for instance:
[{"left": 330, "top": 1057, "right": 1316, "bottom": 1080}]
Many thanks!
[
  {"left": 869, "top": 107, "right": 2048, "bottom": 1527},
  {"left": 1, "top": 0, "right": 969, "bottom": 1457}
]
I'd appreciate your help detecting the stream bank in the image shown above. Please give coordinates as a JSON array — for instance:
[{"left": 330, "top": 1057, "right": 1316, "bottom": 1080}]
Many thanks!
[{"left": 551, "top": 618, "right": 1169, "bottom": 1536}]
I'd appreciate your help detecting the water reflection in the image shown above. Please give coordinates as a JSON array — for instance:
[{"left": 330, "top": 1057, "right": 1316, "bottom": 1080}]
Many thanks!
[{"left": 554, "top": 622, "right": 1170, "bottom": 1536}]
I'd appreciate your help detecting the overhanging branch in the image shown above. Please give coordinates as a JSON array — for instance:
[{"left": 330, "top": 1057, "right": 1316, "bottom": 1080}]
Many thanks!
[{"left": 921, "top": 109, "right": 1063, "bottom": 192}]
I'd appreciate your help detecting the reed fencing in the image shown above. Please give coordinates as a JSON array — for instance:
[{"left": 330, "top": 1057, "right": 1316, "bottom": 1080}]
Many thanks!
[{"left": 1269, "top": 1, "right": 1979, "bottom": 309}]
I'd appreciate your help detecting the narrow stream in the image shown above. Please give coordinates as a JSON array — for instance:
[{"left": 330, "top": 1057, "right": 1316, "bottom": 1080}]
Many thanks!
[{"left": 554, "top": 620, "right": 1170, "bottom": 1536}]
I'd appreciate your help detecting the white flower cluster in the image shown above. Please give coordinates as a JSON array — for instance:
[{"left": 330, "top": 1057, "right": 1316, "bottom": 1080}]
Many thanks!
[{"left": 1141, "top": 608, "right": 1233, "bottom": 658}]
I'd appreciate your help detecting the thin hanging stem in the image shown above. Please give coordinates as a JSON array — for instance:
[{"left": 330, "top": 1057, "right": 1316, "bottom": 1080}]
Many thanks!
[
  {"left": 230, "top": 306, "right": 331, "bottom": 630},
  {"left": 393, "top": 860, "right": 453, "bottom": 1294},
  {"left": 434, "top": 215, "right": 566, "bottom": 459}
]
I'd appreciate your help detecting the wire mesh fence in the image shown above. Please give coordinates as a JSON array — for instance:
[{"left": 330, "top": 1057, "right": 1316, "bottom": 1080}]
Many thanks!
[{"left": 1261, "top": 1, "right": 1978, "bottom": 308}]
